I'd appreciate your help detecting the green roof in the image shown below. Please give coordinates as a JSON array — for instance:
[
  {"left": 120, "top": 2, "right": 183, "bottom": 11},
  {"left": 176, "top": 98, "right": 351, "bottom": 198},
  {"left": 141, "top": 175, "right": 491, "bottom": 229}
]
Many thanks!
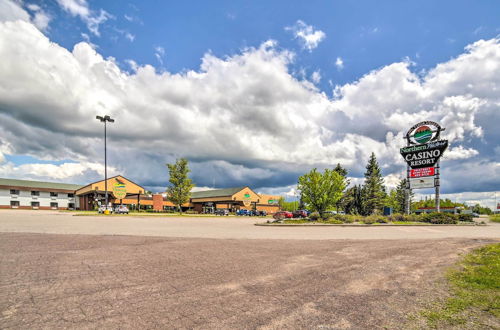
[
  {"left": 191, "top": 187, "right": 247, "bottom": 199},
  {"left": 0, "top": 178, "right": 83, "bottom": 191}
]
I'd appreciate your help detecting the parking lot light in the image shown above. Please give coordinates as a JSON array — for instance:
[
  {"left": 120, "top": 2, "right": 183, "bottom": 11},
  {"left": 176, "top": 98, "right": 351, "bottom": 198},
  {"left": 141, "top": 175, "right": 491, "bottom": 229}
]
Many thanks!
[{"left": 96, "top": 115, "right": 115, "bottom": 213}]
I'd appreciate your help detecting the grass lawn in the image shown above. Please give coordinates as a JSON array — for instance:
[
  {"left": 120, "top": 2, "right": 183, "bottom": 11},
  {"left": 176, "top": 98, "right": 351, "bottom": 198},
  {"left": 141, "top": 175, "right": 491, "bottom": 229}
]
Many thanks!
[
  {"left": 490, "top": 214, "right": 500, "bottom": 223},
  {"left": 419, "top": 243, "right": 500, "bottom": 328}
]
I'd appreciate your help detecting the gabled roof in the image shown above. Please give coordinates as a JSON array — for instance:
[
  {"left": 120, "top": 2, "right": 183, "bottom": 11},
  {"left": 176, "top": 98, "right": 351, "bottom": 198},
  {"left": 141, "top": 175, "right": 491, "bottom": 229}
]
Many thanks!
[
  {"left": 0, "top": 177, "right": 83, "bottom": 191},
  {"left": 191, "top": 187, "right": 247, "bottom": 199},
  {"left": 76, "top": 175, "right": 145, "bottom": 191}
]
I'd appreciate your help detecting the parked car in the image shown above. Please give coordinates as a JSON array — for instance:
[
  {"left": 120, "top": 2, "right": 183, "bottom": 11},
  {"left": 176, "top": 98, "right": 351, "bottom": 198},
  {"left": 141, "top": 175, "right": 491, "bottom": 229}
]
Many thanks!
[
  {"left": 215, "top": 209, "right": 229, "bottom": 216},
  {"left": 236, "top": 209, "right": 250, "bottom": 216},
  {"left": 273, "top": 211, "right": 293, "bottom": 220},
  {"left": 98, "top": 205, "right": 113, "bottom": 214},
  {"left": 114, "top": 205, "right": 129, "bottom": 214},
  {"left": 292, "top": 210, "right": 308, "bottom": 218},
  {"left": 257, "top": 210, "right": 267, "bottom": 217}
]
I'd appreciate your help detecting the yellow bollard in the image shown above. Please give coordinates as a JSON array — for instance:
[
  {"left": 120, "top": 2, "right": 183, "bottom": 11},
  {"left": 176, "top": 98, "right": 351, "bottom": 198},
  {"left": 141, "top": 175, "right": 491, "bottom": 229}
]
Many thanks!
[{"left": 104, "top": 209, "right": 110, "bottom": 215}]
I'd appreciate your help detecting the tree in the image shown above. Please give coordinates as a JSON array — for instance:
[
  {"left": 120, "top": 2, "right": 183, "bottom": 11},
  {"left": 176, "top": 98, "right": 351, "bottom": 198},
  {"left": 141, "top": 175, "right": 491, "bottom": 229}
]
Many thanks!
[
  {"left": 341, "top": 185, "right": 363, "bottom": 215},
  {"left": 387, "top": 179, "right": 413, "bottom": 213},
  {"left": 361, "top": 153, "right": 386, "bottom": 215},
  {"left": 297, "top": 168, "right": 346, "bottom": 215},
  {"left": 333, "top": 163, "right": 350, "bottom": 212},
  {"left": 166, "top": 158, "right": 195, "bottom": 213}
]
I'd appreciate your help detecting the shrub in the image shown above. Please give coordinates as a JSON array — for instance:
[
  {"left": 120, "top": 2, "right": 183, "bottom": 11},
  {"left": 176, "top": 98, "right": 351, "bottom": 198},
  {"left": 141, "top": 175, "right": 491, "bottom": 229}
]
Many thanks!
[
  {"left": 377, "top": 216, "right": 388, "bottom": 224},
  {"left": 323, "top": 217, "right": 343, "bottom": 224},
  {"left": 309, "top": 212, "right": 321, "bottom": 221},
  {"left": 458, "top": 214, "right": 474, "bottom": 222},
  {"left": 389, "top": 213, "right": 406, "bottom": 222},
  {"left": 420, "top": 212, "right": 458, "bottom": 224},
  {"left": 362, "top": 215, "right": 377, "bottom": 224},
  {"left": 342, "top": 215, "right": 355, "bottom": 223},
  {"left": 333, "top": 214, "right": 347, "bottom": 222}
]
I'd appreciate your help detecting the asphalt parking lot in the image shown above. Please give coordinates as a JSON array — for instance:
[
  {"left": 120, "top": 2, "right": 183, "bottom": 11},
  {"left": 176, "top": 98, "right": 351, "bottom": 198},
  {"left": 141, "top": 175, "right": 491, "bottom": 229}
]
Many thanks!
[{"left": 0, "top": 210, "right": 498, "bottom": 329}]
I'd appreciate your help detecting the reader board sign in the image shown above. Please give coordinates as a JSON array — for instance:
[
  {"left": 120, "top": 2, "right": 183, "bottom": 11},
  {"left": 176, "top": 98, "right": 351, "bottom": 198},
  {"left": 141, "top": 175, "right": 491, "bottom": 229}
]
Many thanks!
[
  {"left": 400, "top": 140, "right": 448, "bottom": 169},
  {"left": 410, "top": 167, "right": 435, "bottom": 178},
  {"left": 410, "top": 177, "right": 435, "bottom": 189}
]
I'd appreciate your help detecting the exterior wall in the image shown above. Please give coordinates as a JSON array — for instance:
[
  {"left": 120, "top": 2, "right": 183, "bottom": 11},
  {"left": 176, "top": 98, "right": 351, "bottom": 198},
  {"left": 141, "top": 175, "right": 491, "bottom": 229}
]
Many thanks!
[
  {"left": 256, "top": 204, "right": 280, "bottom": 214},
  {"left": 0, "top": 188, "right": 78, "bottom": 210},
  {"left": 152, "top": 194, "right": 163, "bottom": 211},
  {"left": 76, "top": 176, "right": 144, "bottom": 196},
  {"left": 191, "top": 196, "right": 233, "bottom": 203},
  {"left": 232, "top": 188, "right": 260, "bottom": 203}
]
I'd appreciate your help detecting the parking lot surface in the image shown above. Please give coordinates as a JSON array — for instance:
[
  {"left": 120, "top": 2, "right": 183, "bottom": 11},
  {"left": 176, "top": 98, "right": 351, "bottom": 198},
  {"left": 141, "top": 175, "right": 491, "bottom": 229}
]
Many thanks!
[
  {"left": 0, "top": 210, "right": 499, "bottom": 240},
  {"left": 1, "top": 232, "right": 495, "bottom": 329}
]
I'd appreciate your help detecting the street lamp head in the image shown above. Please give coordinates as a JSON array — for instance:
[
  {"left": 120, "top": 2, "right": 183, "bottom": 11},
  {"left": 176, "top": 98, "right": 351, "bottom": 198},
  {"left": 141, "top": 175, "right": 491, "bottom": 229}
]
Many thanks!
[{"left": 96, "top": 115, "right": 115, "bottom": 123}]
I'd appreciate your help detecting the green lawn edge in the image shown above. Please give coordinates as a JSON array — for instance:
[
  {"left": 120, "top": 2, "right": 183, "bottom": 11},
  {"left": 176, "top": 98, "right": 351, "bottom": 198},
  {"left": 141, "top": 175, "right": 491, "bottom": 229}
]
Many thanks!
[{"left": 419, "top": 243, "right": 500, "bottom": 328}]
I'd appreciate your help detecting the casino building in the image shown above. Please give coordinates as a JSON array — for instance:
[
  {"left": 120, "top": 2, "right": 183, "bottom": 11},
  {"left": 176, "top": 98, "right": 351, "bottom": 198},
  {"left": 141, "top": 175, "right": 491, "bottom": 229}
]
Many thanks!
[{"left": 0, "top": 175, "right": 280, "bottom": 214}]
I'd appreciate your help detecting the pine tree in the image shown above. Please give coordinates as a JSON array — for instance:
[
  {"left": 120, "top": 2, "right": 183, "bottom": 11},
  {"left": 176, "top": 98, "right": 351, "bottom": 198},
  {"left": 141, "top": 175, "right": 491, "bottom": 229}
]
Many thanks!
[
  {"left": 342, "top": 185, "right": 363, "bottom": 214},
  {"left": 166, "top": 158, "right": 195, "bottom": 213},
  {"left": 393, "top": 178, "right": 412, "bottom": 213},
  {"left": 361, "top": 153, "right": 386, "bottom": 215},
  {"left": 333, "top": 163, "right": 350, "bottom": 212}
]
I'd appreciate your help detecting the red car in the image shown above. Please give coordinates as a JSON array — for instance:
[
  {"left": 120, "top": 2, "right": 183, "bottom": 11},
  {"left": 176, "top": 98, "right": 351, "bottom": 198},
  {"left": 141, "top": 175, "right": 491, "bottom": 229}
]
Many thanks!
[{"left": 273, "top": 211, "right": 293, "bottom": 220}]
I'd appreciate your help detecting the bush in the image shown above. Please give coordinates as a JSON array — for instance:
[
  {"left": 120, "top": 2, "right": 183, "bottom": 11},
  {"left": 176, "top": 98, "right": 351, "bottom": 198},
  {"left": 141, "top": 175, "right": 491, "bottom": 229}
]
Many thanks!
[
  {"left": 342, "top": 215, "right": 355, "bottom": 223},
  {"left": 362, "top": 215, "right": 377, "bottom": 224},
  {"left": 458, "top": 214, "right": 474, "bottom": 222},
  {"left": 377, "top": 216, "right": 388, "bottom": 224},
  {"left": 323, "top": 217, "right": 343, "bottom": 224},
  {"left": 420, "top": 212, "right": 458, "bottom": 224},
  {"left": 389, "top": 213, "right": 406, "bottom": 222},
  {"left": 309, "top": 212, "right": 321, "bottom": 221},
  {"left": 333, "top": 214, "right": 347, "bottom": 222}
]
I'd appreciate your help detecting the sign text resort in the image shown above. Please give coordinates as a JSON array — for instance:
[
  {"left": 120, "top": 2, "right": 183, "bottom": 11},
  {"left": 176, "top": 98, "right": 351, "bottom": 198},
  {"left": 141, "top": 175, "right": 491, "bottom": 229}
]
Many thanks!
[{"left": 400, "top": 121, "right": 448, "bottom": 213}]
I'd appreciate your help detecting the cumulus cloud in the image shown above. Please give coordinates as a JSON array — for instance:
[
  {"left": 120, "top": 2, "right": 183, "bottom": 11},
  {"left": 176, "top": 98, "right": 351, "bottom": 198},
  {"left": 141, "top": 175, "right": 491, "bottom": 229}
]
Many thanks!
[
  {"left": 56, "top": 0, "right": 111, "bottom": 36},
  {"left": 335, "top": 57, "right": 344, "bottom": 70},
  {"left": 0, "top": 19, "right": 499, "bottom": 205},
  {"left": 0, "top": 0, "right": 51, "bottom": 31},
  {"left": 286, "top": 20, "right": 326, "bottom": 51}
]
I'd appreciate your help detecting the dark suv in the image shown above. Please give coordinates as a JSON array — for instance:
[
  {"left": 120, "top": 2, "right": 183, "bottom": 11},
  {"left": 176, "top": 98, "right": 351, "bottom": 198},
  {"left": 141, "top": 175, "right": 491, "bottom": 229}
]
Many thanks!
[{"left": 292, "top": 210, "right": 308, "bottom": 218}]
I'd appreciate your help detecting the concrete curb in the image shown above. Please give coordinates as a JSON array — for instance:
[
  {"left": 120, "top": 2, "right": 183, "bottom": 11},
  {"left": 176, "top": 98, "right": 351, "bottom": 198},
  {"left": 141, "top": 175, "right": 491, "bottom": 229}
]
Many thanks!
[{"left": 255, "top": 223, "right": 484, "bottom": 227}]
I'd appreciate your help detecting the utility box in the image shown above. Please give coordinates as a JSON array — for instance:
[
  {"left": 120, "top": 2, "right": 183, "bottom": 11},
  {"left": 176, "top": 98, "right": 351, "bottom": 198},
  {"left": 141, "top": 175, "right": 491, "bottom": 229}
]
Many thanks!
[{"left": 383, "top": 206, "right": 393, "bottom": 216}]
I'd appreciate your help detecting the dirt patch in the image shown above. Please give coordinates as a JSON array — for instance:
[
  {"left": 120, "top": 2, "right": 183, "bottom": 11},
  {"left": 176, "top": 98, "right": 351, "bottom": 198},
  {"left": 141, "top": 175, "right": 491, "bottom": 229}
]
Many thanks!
[{"left": 0, "top": 233, "right": 497, "bottom": 329}]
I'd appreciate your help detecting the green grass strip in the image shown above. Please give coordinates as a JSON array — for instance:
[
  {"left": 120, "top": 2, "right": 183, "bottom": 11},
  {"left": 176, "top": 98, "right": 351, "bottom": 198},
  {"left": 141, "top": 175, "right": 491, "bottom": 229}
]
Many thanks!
[{"left": 421, "top": 243, "right": 500, "bottom": 328}]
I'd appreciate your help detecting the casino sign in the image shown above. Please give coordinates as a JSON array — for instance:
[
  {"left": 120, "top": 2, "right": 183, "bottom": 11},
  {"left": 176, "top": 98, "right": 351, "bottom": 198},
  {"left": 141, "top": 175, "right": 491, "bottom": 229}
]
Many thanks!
[{"left": 401, "top": 121, "right": 448, "bottom": 169}]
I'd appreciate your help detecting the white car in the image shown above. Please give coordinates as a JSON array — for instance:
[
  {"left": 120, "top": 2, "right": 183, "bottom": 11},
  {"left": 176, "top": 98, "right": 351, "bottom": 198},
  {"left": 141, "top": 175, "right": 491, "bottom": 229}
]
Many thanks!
[
  {"left": 114, "top": 205, "right": 129, "bottom": 214},
  {"left": 98, "top": 205, "right": 113, "bottom": 214}
]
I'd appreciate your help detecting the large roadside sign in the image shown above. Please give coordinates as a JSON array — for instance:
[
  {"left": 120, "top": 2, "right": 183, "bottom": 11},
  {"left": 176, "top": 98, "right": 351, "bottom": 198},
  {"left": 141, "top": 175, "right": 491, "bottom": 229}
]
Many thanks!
[
  {"left": 410, "top": 167, "right": 435, "bottom": 178},
  {"left": 400, "top": 140, "right": 448, "bottom": 169},
  {"left": 410, "top": 177, "right": 435, "bottom": 189}
]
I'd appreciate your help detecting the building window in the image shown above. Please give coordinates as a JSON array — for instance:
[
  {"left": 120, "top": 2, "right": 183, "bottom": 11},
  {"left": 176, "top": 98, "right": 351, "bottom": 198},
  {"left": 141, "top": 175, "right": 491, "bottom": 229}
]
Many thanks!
[
  {"left": 68, "top": 193, "right": 74, "bottom": 198},
  {"left": 10, "top": 189, "right": 20, "bottom": 195},
  {"left": 10, "top": 201, "right": 20, "bottom": 208},
  {"left": 50, "top": 202, "right": 58, "bottom": 209},
  {"left": 31, "top": 191, "right": 40, "bottom": 196},
  {"left": 50, "top": 192, "right": 58, "bottom": 197},
  {"left": 31, "top": 201, "right": 40, "bottom": 209}
]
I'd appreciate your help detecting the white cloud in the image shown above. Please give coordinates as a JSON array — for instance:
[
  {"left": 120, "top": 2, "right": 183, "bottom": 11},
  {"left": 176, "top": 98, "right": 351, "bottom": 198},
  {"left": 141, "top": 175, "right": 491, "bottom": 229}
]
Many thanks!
[
  {"left": 125, "top": 32, "right": 135, "bottom": 42},
  {"left": 310, "top": 70, "right": 321, "bottom": 84},
  {"left": 335, "top": 57, "right": 344, "bottom": 70},
  {"left": 286, "top": 20, "right": 326, "bottom": 51},
  {"left": 56, "top": 0, "right": 111, "bottom": 36},
  {"left": 154, "top": 46, "right": 165, "bottom": 65},
  {"left": 0, "top": 0, "right": 51, "bottom": 31},
  {"left": 0, "top": 20, "right": 499, "bottom": 197}
]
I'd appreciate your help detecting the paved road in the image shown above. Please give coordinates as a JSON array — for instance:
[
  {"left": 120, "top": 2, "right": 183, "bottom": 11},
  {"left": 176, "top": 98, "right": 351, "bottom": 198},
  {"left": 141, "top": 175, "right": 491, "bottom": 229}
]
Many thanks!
[
  {"left": 0, "top": 210, "right": 498, "bottom": 240},
  {"left": 1, "top": 233, "right": 496, "bottom": 329}
]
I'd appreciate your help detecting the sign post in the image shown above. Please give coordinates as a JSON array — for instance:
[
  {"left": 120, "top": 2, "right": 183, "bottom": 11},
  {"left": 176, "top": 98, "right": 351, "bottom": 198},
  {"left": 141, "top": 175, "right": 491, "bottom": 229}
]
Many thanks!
[{"left": 401, "top": 121, "right": 448, "bottom": 213}]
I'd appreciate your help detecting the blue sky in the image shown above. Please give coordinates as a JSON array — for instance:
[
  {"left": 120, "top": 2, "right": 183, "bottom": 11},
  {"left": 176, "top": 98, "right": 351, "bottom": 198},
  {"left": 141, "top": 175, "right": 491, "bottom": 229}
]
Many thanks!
[
  {"left": 38, "top": 0, "right": 500, "bottom": 92},
  {"left": 0, "top": 0, "right": 499, "bottom": 207}
]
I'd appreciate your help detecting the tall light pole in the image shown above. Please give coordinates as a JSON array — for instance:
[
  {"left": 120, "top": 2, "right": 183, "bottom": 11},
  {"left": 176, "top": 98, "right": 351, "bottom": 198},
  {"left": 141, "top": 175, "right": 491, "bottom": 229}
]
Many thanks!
[{"left": 96, "top": 115, "right": 114, "bottom": 210}]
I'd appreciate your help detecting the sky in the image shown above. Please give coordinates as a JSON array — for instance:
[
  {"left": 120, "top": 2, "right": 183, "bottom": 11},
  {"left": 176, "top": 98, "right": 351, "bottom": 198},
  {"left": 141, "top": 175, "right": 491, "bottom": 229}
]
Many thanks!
[{"left": 0, "top": 0, "right": 499, "bottom": 208}]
